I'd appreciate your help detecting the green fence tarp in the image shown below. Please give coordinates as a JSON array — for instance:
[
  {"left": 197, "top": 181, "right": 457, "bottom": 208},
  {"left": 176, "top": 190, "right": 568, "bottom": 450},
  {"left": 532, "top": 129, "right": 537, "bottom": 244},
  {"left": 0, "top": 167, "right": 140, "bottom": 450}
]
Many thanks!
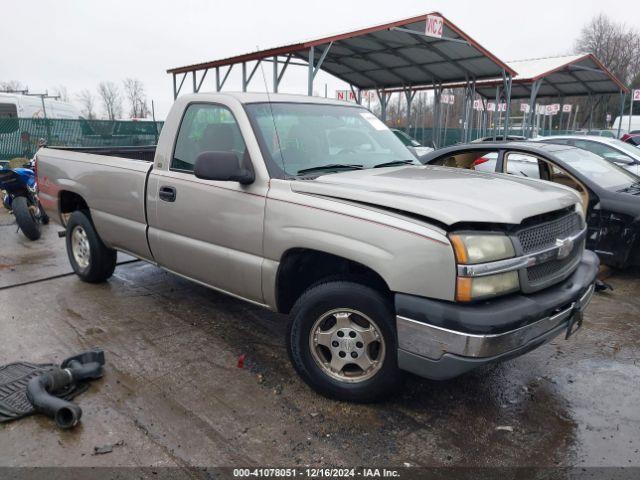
[{"left": 0, "top": 118, "right": 164, "bottom": 161}]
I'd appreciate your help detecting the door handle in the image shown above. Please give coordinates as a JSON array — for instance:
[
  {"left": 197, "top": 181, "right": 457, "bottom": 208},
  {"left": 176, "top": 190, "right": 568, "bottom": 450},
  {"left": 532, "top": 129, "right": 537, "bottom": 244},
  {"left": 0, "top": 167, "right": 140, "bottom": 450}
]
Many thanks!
[{"left": 159, "top": 185, "right": 176, "bottom": 202}]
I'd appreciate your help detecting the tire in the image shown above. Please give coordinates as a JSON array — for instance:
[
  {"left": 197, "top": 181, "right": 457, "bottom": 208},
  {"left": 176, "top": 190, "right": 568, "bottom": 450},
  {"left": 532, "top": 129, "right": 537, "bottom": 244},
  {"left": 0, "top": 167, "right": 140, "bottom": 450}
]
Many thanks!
[
  {"left": 287, "top": 280, "right": 401, "bottom": 402},
  {"left": 13, "top": 196, "right": 41, "bottom": 240},
  {"left": 65, "top": 210, "right": 117, "bottom": 283}
]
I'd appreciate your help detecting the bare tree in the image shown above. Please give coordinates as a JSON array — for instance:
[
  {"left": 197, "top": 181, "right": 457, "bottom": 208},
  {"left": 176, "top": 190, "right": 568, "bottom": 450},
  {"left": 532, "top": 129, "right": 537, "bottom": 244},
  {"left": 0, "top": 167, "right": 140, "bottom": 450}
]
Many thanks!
[
  {"left": 76, "top": 89, "right": 97, "bottom": 119},
  {"left": 51, "top": 85, "right": 70, "bottom": 102},
  {"left": 573, "top": 14, "right": 640, "bottom": 126},
  {"left": 97, "top": 81, "right": 123, "bottom": 120},
  {"left": 0, "top": 80, "right": 26, "bottom": 92},
  {"left": 122, "top": 78, "right": 150, "bottom": 118},
  {"left": 574, "top": 14, "right": 640, "bottom": 86}
]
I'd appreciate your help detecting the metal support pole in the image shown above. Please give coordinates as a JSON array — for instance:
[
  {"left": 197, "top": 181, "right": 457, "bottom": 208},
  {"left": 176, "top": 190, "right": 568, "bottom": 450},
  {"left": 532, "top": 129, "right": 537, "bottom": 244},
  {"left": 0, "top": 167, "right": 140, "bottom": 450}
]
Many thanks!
[
  {"left": 468, "top": 79, "right": 476, "bottom": 141},
  {"left": 376, "top": 89, "right": 390, "bottom": 122},
  {"left": 272, "top": 55, "right": 291, "bottom": 93},
  {"left": 403, "top": 87, "right": 416, "bottom": 132},
  {"left": 172, "top": 74, "right": 177, "bottom": 99},
  {"left": 629, "top": 92, "right": 634, "bottom": 134},
  {"left": 527, "top": 80, "right": 541, "bottom": 138},
  {"left": 216, "top": 65, "right": 233, "bottom": 91},
  {"left": 273, "top": 57, "right": 278, "bottom": 93},
  {"left": 192, "top": 71, "right": 197, "bottom": 93},
  {"left": 175, "top": 73, "right": 187, "bottom": 98},
  {"left": 616, "top": 91, "right": 625, "bottom": 137},
  {"left": 307, "top": 46, "right": 315, "bottom": 96},
  {"left": 503, "top": 73, "right": 512, "bottom": 140},
  {"left": 493, "top": 85, "right": 500, "bottom": 140},
  {"left": 433, "top": 85, "right": 442, "bottom": 148},
  {"left": 461, "top": 80, "right": 469, "bottom": 142},
  {"left": 242, "top": 63, "right": 247, "bottom": 92}
]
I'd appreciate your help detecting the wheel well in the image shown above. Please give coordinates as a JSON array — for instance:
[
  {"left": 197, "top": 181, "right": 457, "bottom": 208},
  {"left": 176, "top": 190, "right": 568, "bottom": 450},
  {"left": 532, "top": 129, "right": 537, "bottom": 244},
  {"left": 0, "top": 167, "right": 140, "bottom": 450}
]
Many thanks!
[
  {"left": 275, "top": 248, "right": 391, "bottom": 314},
  {"left": 59, "top": 191, "right": 89, "bottom": 215}
]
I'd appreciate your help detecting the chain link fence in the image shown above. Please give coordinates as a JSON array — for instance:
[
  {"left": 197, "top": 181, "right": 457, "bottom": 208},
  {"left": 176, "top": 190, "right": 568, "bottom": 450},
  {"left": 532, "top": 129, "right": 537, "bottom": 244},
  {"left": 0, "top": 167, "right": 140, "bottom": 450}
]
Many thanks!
[{"left": 0, "top": 118, "right": 164, "bottom": 161}]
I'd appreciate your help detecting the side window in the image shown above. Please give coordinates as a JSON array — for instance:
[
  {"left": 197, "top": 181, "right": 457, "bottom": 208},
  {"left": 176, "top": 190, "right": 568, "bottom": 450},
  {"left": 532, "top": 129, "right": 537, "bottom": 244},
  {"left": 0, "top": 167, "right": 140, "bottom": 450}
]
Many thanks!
[
  {"left": 172, "top": 103, "right": 246, "bottom": 172},
  {"left": 503, "top": 152, "right": 541, "bottom": 179},
  {"left": 573, "top": 140, "right": 628, "bottom": 161}
]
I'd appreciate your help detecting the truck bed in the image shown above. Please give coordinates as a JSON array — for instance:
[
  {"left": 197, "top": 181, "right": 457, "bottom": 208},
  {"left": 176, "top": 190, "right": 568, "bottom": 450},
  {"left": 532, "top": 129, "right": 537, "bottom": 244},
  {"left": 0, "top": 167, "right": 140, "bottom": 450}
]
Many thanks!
[
  {"left": 37, "top": 146, "right": 154, "bottom": 261},
  {"left": 48, "top": 145, "right": 156, "bottom": 162}
]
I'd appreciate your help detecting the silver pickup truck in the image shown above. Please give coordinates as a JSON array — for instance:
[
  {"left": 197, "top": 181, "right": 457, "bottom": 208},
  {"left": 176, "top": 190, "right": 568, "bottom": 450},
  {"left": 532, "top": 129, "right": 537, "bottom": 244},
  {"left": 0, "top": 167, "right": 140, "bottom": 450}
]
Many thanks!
[{"left": 37, "top": 92, "right": 598, "bottom": 401}]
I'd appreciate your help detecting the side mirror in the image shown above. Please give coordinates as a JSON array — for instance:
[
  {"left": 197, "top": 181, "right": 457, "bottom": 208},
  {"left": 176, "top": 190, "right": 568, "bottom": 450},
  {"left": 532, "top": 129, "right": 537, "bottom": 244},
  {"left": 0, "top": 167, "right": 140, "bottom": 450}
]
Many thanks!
[{"left": 194, "top": 151, "right": 254, "bottom": 185}]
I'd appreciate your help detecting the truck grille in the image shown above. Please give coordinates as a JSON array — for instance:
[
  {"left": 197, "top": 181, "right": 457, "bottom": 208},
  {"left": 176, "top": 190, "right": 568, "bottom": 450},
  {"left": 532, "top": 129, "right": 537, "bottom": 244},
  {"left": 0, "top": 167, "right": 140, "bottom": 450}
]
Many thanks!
[
  {"left": 517, "top": 212, "right": 582, "bottom": 254},
  {"left": 514, "top": 211, "right": 584, "bottom": 292}
]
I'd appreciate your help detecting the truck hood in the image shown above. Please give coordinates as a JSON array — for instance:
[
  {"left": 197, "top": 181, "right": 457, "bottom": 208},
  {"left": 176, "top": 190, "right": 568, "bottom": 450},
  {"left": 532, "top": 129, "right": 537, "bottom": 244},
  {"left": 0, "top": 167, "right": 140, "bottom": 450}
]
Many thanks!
[{"left": 290, "top": 165, "right": 579, "bottom": 226}]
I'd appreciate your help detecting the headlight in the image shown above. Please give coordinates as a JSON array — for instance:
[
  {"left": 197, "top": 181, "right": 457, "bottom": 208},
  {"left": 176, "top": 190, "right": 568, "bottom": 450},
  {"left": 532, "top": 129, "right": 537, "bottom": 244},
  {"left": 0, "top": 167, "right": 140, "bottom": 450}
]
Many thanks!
[
  {"left": 456, "top": 271, "right": 519, "bottom": 302},
  {"left": 450, "top": 233, "right": 515, "bottom": 264},
  {"left": 450, "top": 233, "right": 519, "bottom": 302}
]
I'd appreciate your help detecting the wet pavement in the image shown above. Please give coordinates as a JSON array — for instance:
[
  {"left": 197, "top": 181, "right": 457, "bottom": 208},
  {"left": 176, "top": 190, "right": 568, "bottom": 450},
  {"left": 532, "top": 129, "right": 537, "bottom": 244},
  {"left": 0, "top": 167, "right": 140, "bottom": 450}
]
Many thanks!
[{"left": 0, "top": 209, "right": 639, "bottom": 469}]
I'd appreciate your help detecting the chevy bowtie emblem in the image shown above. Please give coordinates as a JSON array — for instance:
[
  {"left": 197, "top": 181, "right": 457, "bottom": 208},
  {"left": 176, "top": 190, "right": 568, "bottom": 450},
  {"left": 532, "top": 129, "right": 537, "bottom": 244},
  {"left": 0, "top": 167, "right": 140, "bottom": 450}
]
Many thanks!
[{"left": 556, "top": 237, "right": 574, "bottom": 259}]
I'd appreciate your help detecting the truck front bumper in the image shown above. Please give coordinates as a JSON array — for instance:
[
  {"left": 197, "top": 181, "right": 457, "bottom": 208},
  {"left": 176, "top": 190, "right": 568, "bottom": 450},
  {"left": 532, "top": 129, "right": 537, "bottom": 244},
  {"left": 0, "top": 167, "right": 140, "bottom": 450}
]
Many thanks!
[{"left": 396, "top": 250, "right": 599, "bottom": 380}]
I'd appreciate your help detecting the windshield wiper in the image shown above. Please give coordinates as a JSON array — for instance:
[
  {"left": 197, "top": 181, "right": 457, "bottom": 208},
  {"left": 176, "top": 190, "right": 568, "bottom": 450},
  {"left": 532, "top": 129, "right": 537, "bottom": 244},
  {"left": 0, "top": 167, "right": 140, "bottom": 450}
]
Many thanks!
[
  {"left": 296, "top": 164, "right": 363, "bottom": 176},
  {"left": 618, "top": 181, "right": 640, "bottom": 193},
  {"left": 373, "top": 160, "right": 415, "bottom": 168}
]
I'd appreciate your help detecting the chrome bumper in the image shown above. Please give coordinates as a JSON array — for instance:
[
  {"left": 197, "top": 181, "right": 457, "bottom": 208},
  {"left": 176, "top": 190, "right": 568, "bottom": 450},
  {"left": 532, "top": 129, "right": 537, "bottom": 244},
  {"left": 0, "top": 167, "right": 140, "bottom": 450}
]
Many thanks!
[{"left": 397, "top": 283, "right": 594, "bottom": 361}]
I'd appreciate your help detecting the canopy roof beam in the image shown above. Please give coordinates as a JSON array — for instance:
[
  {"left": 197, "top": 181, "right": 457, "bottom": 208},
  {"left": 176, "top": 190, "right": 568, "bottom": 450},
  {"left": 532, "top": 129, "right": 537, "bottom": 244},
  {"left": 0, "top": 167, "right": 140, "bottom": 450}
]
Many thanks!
[{"left": 216, "top": 65, "right": 233, "bottom": 91}]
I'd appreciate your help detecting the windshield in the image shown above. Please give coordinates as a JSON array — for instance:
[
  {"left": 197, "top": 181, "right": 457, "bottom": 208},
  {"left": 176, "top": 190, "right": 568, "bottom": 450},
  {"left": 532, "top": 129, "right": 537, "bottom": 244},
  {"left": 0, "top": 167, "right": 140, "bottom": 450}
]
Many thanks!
[
  {"left": 245, "top": 103, "right": 416, "bottom": 177},
  {"left": 393, "top": 129, "right": 421, "bottom": 147},
  {"left": 554, "top": 148, "right": 639, "bottom": 190},
  {"left": 607, "top": 139, "right": 640, "bottom": 158}
]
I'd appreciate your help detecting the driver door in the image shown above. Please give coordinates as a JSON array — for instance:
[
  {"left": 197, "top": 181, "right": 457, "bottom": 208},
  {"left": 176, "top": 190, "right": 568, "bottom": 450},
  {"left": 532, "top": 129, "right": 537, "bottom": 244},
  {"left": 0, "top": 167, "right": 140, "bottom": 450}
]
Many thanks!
[{"left": 147, "top": 102, "right": 267, "bottom": 303}]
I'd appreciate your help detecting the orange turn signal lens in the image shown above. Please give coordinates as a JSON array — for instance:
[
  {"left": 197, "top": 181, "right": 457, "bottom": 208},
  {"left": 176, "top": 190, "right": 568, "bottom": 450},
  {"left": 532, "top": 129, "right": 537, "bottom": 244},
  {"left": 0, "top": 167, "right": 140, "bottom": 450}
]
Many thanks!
[
  {"left": 449, "top": 234, "right": 468, "bottom": 264},
  {"left": 455, "top": 277, "right": 473, "bottom": 302}
]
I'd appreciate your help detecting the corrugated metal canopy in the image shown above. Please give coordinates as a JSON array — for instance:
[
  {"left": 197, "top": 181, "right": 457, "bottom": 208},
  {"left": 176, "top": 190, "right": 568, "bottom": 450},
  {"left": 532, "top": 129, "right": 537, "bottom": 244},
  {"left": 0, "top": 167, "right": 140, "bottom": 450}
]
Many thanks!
[
  {"left": 433, "top": 54, "right": 628, "bottom": 98},
  {"left": 167, "top": 12, "right": 516, "bottom": 90}
]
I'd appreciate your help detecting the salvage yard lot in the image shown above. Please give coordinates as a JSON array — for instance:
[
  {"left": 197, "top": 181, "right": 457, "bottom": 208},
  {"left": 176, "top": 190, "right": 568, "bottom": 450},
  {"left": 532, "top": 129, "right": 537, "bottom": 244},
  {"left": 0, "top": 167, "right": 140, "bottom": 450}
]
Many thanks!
[{"left": 1, "top": 209, "right": 639, "bottom": 468}]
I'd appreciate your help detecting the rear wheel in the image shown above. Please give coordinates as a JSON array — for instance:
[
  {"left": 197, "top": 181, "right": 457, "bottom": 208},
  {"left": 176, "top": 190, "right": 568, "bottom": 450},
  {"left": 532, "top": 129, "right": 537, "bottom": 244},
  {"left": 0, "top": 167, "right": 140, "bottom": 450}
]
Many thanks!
[
  {"left": 66, "top": 211, "right": 116, "bottom": 283},
  {"left": 287, "top": 281, "right": 401, "bottom": 402},
  {"left": 12, "top": 196, "right": 41, "bottom": 240}
]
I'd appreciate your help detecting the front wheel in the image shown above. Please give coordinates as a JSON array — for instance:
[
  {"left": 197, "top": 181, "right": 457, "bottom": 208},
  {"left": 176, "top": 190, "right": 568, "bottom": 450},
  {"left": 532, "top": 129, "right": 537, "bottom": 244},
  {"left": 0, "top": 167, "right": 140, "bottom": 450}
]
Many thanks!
[
  {"left": 287, "top": 281, "right": 401, "bottom": 402},
  {"left": 12, "top": 196, "right": 41, "bottom": 240},
  {"left": 66, "top": 210, "right": 117, "bottom": 283}
]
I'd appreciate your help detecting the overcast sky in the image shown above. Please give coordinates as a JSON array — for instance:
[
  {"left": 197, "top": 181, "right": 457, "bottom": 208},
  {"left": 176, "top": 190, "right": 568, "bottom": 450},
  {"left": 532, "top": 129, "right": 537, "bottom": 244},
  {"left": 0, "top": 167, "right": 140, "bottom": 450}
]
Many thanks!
[{"left": 2, "top": 0, "right": 638, "bottom": 118}]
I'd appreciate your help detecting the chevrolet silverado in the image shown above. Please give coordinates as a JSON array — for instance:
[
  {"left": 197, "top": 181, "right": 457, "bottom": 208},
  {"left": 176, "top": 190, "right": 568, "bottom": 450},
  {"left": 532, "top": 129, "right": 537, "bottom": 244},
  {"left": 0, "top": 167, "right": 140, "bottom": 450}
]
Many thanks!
[{"left": 37, "top": 93, "right": 598, "bottom": 401}]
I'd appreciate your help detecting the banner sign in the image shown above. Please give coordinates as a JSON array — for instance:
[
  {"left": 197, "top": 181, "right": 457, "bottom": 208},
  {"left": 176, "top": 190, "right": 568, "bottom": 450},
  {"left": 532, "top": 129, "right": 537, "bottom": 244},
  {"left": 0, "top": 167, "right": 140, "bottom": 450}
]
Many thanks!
[
  {"left": 487, "top": 102, "right": 496, "bottom": 112},
  {"left": 473, "top": 99, "right": 483, "bottom": 110},
  {"left": 562, "top": 104, "right": 572, "bottom": 113},
  {"left": 441, "top": 94, "right": 455, "bottom": 105},
  {"left": 520, "top": 103, "right": 530, "bottom": 113},
  {"left": 545, "top": 104, "right": 560, "bottom": 115},
  {"left": 425, "top": 15, "right": 444, "bottom": 38},
  {"left": 335, "top": 90, "right": 374, "bottom": 102},
  {"left": 633, "top": 89, "right": 640, "bottom": 102}
]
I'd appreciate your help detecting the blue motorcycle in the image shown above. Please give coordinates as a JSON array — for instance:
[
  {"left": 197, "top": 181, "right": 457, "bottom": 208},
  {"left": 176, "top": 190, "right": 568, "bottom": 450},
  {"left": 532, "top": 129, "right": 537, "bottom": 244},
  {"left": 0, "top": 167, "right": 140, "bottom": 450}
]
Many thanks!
[{"left": 0, "top": 161, "right": 49, "bottom": 240}]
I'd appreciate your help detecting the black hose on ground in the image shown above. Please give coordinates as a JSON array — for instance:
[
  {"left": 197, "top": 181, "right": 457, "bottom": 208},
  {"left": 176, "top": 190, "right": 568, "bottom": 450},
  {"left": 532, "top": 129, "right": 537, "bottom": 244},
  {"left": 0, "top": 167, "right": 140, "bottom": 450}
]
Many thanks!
[{"left": 26, "top": 349, "right": 105, "bottom": 429}]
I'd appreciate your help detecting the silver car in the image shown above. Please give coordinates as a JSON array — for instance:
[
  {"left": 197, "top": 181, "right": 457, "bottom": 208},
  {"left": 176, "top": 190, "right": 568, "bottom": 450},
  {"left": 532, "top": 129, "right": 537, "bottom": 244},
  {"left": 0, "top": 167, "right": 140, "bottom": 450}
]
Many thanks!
[{"left": 534, "top": 135, "right": 640, "bottom": 176}]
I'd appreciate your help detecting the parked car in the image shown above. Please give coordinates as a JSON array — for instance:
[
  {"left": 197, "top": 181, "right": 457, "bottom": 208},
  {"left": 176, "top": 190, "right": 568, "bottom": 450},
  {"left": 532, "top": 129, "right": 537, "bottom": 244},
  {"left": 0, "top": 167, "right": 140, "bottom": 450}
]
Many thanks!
[
  {"left": 37, "top": 93, "right": 597, "bottom": 401},
  {"left": 533, "top": 135, "right": 640, "bottom": 176},
  {"left": 421, "top": 142, "right": 640, "bottom": 268},
  {"left": 612, "top": 115, "right": 640, "bottom": 136},
  {"left": 621, "top": 133, "right": 640, "bottom": 147},
  {"left": 390, "top": 128, "right": 433, "bottom": 157}
]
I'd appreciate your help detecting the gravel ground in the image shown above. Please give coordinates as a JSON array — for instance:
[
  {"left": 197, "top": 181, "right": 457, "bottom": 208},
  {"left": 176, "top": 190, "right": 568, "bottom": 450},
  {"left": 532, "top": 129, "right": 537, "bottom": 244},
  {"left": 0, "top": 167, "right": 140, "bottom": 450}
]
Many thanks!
[{"left": 0, "top": 210, "right": 638, "bottom": 475}]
